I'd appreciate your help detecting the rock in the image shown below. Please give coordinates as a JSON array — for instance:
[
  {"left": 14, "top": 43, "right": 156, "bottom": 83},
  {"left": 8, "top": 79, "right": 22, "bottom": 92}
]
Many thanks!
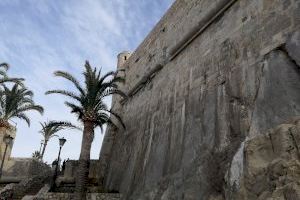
[
  {"left": 0, "top": 183, "right": 15, "bottom": 199},
  {"left": 286, "top": 31, "right": 300, "bottom": 66},
  {"left": 228, "top": 119, "right": 300, "bottom": 199},
  {"left": 22, "top": 195, "right": 35, "bottom": 200},
  {"left": 0, "top": 173, "right": 52, "bottom": 199}
]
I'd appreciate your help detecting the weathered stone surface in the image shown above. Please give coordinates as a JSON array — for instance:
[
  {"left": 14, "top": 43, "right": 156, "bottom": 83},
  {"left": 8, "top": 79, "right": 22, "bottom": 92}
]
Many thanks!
[
  {"left": 99, "top": 0, "right": 300, "bottom": 199},
  {"left": 0, "top": 126, "right": 16, "bottom": 164},
  {"left": 226, "top": 118, "right": 300, "bottom": 200},
  {"left": 0, "top": 173, "right": 51, "bottom": 199},
  {"left": 3, "top": 158, "right": 51, "bottom": 178},
  {"left": 0, "top": 159, "right": 51, "bottom": 199},
  {"left": 286, "top": 31, "right": 300, "bottom": 66},
  {"left": 24, "top": 193, "right": 122, "bottom": 200},
  {"left": 54, "top": 160, "right": 103, "bottom": 193},
  {"left": 62, "top": 160, "right": 100, "bottom": 180}
]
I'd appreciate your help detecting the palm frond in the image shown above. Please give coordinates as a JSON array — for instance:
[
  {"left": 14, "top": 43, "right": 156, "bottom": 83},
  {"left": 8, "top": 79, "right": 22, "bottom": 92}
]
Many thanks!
[
  {"left": 46, "top": 90, "right": 81, "bottom": 102},
  {"left": 0, "top": 71, "right": 7, "bottom": 76},
  {"left": 100, "top": 109, "right": 125, "bottom": 129},
  {"left": 39, "top": 120, "right": 80, "bottom": 141},
  {"left": 47, "top": 120, "right": 81, "bottom": 130},
  {"left": 49, "top": 134, "right": 59, "bottom": 139},
  {"left": 0, "top": 77, "right": 25, "bottom": 84},
  {"left": 0, "top": 63, "right": 9, "bottom": 70},
  {"left": 64, "top": 101, "right": 84, "bottom": 119},
  {"left": 54, "top": 71, "right": 85, "bottom": 96},
  {"left": 16, "top": 105, "right": 44, "bottom": 115},
  {"left": 15, "top": 113, "right": 31, "bottom": 126},
  {"left": 99, "top": 88, "right": 127, "bottom": 100},
  {"left": 98, "top": 71, "right": 116, "bottom": 84},
  {"left": 0, "top": 83, "right": 43, "bottom": 126}
]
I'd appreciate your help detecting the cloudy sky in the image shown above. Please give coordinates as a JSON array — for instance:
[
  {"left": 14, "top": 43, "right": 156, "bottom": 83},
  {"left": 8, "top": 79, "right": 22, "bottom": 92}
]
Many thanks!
[{"left": 0, "top": 0, "right": 173, "bottom": 163}]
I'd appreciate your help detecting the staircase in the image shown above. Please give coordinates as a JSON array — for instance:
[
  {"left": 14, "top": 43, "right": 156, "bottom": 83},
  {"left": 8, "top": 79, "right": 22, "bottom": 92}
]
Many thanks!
[
  {"left": 0, "top": 175, "right": 50, "bottom": 200},
  {"left": 54, "top": 177, "right": 104, "bottom": 193},
  {"left": 14, "top": 181, "right": 46, "bottom": 198},
  {"left": 20, "top": 179, "right": 122, "bottom": 200}
]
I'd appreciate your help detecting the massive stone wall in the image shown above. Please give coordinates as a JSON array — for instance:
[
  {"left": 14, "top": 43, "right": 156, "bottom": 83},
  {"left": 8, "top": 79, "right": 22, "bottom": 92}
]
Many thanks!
[
  {"left": 62, "top": 160, "right": 100, "bottom": 180},
  {"left": 99, "top": 0, "right": 300, "bottom": 199},
  {"left": 2, "top": 158, "right": 50, "bottom": 178}
]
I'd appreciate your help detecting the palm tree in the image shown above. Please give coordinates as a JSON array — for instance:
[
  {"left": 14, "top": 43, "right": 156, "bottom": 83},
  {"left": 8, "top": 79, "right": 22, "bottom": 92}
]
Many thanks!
[
  {"left": 39, "top": 120, "right": 79, "bottom": 160},
  {"left": 0, "top": 63, "right": 24, "bottom": 84},
  {"left": 32, "top": 150, "right": 41, "bottom": 159},
  {"left": 46, "top": 61, "right": 126, "bottom": 200},
  {"left": 0, "top": 83, "right": 44, "bottom": 128}
]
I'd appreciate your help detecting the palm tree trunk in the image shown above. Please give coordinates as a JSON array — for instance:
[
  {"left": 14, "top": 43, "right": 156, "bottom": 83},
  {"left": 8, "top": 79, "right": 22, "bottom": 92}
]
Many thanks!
[
  {"left": 74, "top": 120, "right": 94, "bottom": 200},
  {"left": 41, "top": 140, "right": 48, "bottom": 160}
]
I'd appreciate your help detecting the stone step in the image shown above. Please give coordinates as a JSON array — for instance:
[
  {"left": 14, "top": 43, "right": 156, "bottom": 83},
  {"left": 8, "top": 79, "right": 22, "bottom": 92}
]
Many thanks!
[{"left": 54, "top": 183, "right": 103, "bottom": 193}]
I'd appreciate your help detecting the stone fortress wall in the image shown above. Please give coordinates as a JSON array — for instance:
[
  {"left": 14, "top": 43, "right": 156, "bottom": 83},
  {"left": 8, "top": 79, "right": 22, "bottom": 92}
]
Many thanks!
[{"left": 99, "top": 0, "right": 300, "bottom": 199}]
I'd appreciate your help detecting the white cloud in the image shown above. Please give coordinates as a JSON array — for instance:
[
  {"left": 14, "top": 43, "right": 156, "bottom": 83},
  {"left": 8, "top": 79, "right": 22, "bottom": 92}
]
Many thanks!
[{"left": 0, "top": 0, "right": 173, "bottom": 163}]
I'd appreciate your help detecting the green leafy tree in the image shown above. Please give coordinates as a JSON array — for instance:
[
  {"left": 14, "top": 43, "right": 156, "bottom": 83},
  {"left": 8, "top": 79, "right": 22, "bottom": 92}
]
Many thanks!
[
  {"left": 39, "top": 120, "right": 79, "bottom": 159},
  {"left": 0, "top": 83, "right": 44, "bottom": 128},
  {"left": 46, "top": 61, "right": 126, "bottom": 200}
]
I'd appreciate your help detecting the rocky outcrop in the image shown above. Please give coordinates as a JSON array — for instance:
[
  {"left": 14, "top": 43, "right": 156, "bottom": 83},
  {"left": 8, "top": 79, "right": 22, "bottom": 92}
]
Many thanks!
[
  {"left": 0, "top": 160, "right": 52, "bottom": 200},
  {"left": 0, "top": 174, "right": 51, "bottom": 200},
  {"left": 98, "top": 0, "right": 300, "bottom": 199},
  {"left": 226, "top": 118, "right": 300, "bottom": 200}
]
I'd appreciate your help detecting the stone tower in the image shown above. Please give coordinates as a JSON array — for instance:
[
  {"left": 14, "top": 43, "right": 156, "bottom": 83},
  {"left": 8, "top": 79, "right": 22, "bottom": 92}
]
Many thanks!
[
  {"left": 98, "top": 51, "right": 131, "bottom": 183},
  {"left": 117, "top": 51, "right": 131, "bottom": 69},
  {"left": 112, "top": 51, "right": 131, "bottom": 108}
]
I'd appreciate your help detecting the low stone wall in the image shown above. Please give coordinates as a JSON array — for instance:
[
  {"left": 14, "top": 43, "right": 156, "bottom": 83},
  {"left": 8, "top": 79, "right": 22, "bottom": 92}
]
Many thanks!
[
  {"left": 63, "top": 160, "right": 99, "bottom": 180},
  {"left": 3, "top": 158, "right": 51, "bottom": 178},
  {"left": 31, "top": 193, "right": 121, "bottom": 200}
]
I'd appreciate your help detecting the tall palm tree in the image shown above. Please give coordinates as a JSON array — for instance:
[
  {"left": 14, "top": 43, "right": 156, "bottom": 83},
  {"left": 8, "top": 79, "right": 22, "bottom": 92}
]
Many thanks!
[
  {"left": 39, "top": 120, "right": 79, "bottom": 159},
  {"left": 46, "top": 61, "right": 126, "bottom": 200},
  {"left": 0, "top": 83, "right": 44, "bottom": 128},
  {"left": 0, "top": 63, "right": 24, "bottom": 84}
]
